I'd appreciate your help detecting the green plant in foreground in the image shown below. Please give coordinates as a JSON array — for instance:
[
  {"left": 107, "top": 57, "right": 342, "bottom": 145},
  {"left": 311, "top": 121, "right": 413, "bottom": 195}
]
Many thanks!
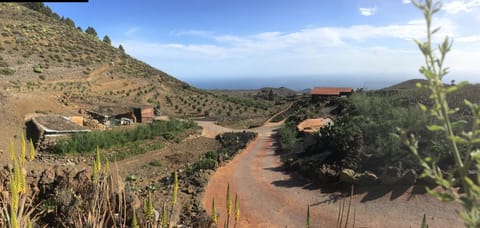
[
  {"left": 168, "top": 170, "right": 179, "bottom": 227},
  {"left": 226, "top": 183, "right": 232, "bottom": 228},
  {"left": 161, "top": 203, "right": 168, "bottom": 227},
  {"left": 234, "top": 193, "right": 240, "bottom": 228},
  {"left": 143, "top": 192, "right": 155, "bottom": 223},
  {"left": 211, "top": 197, "right": 218, "bottom": 225},
  {"left": 92, "top": 146, "right": 102, "bottom": 183},
  {"left": 398, "top": 0, "right": 480, "bottom": 227},
  {"left": 131, "top": 208, "right": 139, "bottom": 228},
  {"left": 1, "top": 136, "right": 38, "bottom": 228},
  {"left": 210, "top": 184, "right": 239, "bottom": 228}
]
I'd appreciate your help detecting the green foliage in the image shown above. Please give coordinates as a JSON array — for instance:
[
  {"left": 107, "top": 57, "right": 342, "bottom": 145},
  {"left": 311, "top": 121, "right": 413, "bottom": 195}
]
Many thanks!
[
  {"left": 148, "top": 159, "right": 162, "bottom": 167},
  {"left": 399, "top": 0, "right": 480, "bottom": 226},
  {"left": 277, "top": 120, "right": 297, "bottom": 151},
  {"left": 85, "top": 26, "right": 97, "bottom": 37},
  {"left": 20, "top": 3, "right": 60, "bottom": 20},
  {"left": 131, "top": 208, "right": 139, "bottom": 228},
  {"left": 33, "top": 65, "right": 43, "bottom": 73},
  {"left": 63, "top": 17, "right": 75, "bottom": 28},
  {"left": 187, "top": 158, "right": 216, "bottom": 174},
  {"left": 142, "top": 192, "right": 154, "bottom": 222},
  {"left": 0, "top": 67, "right": 15, "bottom": 75},
  {"left": 118, "top": 44, "right": 125, "bottom": 53},
  {"left": 53, "top": 119, "right": 197, "bottom": 154},
  {"left": 102, "top": 35, "right": 111, "bottom": 45},
  {"left": 205, "top": 150, "right": 218, "bottom": 160},
  {"left": 211, "top": 198, "right": 218, "bottom": 224}
]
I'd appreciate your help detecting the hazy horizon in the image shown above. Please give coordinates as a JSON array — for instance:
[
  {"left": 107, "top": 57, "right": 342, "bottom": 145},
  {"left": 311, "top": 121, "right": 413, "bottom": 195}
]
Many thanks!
[
  {"left": 185, "top": 73, "right": 476, "bottom": 91},
  {"left": 187, "top": 75, "right": 402, "bottom": 91}
]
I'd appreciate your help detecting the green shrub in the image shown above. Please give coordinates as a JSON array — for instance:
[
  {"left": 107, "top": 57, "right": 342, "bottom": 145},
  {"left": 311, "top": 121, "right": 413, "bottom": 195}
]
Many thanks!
[
  {"left": 277, "top": 121, "right": 297, "bottom": 151},
  {"left": 53, "top": 119, "right": 197, "bottom": 154},
  {"left": 205, "top": 150, "right": 218, "bottom": 160},
  {"left": 0, "top": 67, "right": 15, "bottom": 75},
  {"left": 148, "top": 159, "right": 162, "bottom": 167},
  {"left": 188, "top": 158, "right": 216, "bottom": 174},
  {"left": 33, "top": 65, "right": 43, "bottom": 73}
]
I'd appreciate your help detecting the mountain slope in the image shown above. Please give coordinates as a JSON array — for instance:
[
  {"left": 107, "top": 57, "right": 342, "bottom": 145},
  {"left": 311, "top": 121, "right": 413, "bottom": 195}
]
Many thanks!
[{"left": 0, "top": 3, "right": 287, "bottom": 150}]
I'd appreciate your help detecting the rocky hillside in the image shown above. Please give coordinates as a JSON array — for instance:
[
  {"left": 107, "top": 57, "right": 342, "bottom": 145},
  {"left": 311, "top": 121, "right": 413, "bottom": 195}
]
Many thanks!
[{"left": 0, "top": 3, "right": 286, "bottom": 151}]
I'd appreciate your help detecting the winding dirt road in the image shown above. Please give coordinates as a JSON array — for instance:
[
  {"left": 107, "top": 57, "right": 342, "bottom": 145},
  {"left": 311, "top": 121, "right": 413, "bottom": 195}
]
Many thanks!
[{"left": 201, "top": 123, "right": 463, "bottom": 228}]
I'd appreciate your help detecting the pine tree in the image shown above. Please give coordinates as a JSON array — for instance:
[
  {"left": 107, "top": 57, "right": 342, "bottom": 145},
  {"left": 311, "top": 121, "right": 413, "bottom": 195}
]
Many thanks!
[
  {"left": 85, "top": 26, "right": 98, "bottom": 37},
  {"left": 64, "top": 17, "right": 75, "bottom": 28},
  {"left": 103, "top": 35, "right": 111, "bottom": 45},
  {"left": 119, "top": 44, "right": 125, "bottom": 53}
]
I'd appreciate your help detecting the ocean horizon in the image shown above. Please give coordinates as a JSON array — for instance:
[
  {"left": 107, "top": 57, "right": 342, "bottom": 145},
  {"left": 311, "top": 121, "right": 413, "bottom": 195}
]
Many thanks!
[{"left": 185, "top": 74, "right": 415, "bottom": 91}]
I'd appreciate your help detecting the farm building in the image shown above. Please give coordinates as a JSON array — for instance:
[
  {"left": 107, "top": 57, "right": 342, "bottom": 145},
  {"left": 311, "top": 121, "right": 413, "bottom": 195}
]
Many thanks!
[
  {"left": 87, "top": 106, "right": 136, "bottom": 128},
  {"left": 132, "top": 105, "right": 154, "bottom": 123},
  {"left": 296, "top": 118, "right": 333, "bottom": 134},
  {"left": 27, "top": 115, "right": 91, "bottom": 150},
  {"left": 310, "top": 87, "right": 353, "bottom": 101}
]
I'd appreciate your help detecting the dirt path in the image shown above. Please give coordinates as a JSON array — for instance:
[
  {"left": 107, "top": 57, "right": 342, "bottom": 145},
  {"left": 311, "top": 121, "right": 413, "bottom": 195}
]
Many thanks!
[
  {"left": 203, "top": 128, "right": 463, "bottom": 228},
  {"left": 262, "top": 102, "right": 293, "bottom": 125}
]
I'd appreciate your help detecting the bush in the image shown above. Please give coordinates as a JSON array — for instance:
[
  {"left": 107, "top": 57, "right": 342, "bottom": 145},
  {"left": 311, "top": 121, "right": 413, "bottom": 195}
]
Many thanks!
[
  {"left": 33, "top": 65, "right": 43, "bottom": 73},
  {"left": 0, "top": 67, "right": 15, "bottom": 75},
  {"left": 188, "top": 158, "right": 216, "bottom": 174},
  {"left": 205, "top": 150, "right": 218, "bottom": 160},
  {"left": 53, "top": 119, "right": 197, "bottom": 154},
  {"left": 277, "top": 121, "right": 297, "bottom": 151},
  {"left": 148, "top": 159, "right": 162, "bottom": 167}
]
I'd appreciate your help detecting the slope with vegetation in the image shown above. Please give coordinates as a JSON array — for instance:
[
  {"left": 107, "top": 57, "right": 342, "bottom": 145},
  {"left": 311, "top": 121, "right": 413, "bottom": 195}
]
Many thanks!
[{"left": 0, "top": 2, "right": 287, "bottom": 150}]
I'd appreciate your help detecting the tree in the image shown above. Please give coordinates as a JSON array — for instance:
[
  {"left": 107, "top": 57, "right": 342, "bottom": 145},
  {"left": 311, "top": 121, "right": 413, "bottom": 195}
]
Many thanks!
[
  {"left": 85, "top": 26, "right": 97, "bottom": 37},
  {"left": 103, "top": 35, "right": 111, "bottom": 45},
  {"left": 20, "top": 3, "right": 59, "bottom": 19},
  {"left": 119, "top": 44, "right": 125, "bottom": 53},
  {"left": 268, "top": 89, "right": 275, "bottom": 101},
  {"left": 64, "top": 17, "right": 75, "bottom": 28}
]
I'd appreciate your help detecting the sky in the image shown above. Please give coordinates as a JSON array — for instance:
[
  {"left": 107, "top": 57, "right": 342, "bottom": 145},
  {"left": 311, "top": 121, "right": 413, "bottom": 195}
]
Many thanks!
[{"left": 47, "top": 0, "right": 480, "bottom": 89}]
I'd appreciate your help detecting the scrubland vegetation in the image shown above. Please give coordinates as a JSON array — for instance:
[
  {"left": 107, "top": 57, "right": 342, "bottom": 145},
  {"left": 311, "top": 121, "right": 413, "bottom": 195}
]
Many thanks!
[
  {"left": 0, "top": 0, "right": 479, "bottom": 227},
  {"left": 53, "top": 119, "right": 197, "bottom": 155},
  {"left": 278, "top": 0, "right": 480, "bottom": 226}
]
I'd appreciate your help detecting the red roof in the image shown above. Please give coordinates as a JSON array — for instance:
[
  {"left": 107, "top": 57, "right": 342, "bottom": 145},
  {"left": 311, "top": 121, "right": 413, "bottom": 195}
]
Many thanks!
[{"left": 310, "top": 87, "right": 353, "bottom": 96}]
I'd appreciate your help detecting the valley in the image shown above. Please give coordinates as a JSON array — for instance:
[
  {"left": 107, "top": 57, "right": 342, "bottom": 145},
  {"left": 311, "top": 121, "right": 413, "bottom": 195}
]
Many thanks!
[{"left": 0, "top": 2, "right": 479, "bottom": 228}]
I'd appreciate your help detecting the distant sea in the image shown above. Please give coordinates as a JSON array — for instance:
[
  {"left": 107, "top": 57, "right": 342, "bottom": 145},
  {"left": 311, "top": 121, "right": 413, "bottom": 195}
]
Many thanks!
[{"left": 186, "top": 75, "right": 415, "bottom": 91}]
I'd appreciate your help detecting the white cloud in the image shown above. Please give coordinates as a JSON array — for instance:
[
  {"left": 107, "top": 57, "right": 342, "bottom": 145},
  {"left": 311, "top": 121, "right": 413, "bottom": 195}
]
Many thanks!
[
  {"left": 124, "top": 27, "right": 139, "bottom": 38},
  {"left": 456, "top": 35, "right": 480, "bottom": 43},
  {"left": 402, "top": 0, "right": 411, "bottom": 4},
  {"left": 443, "top": 0, "right": 480, "bottom": 14},
  {"left": 172, "top": 29, "right": 214, "bottom": 38},
  {"left": 359, "top": 7, "right": 377, "bottom": 16},
  {"left": 114, "top": 18, "right": 479, "bottom": 83}
]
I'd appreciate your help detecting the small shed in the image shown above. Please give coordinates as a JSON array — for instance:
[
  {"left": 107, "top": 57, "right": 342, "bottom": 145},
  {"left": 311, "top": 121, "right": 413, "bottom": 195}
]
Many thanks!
[
  {"left": 28, "top": 115, "right": 91, "bottom": 150},
  {"left": 87, "top": 106, "right": 136, "bottom": 128},
  {"left": 296, "top": 118, "right": 333, "bottom": 134},
  {"left": 132, "top": 105, "right": 154, "bottom": 123},
  {"left": 310, "top": 87, "right": 353, "bottom": 101}
]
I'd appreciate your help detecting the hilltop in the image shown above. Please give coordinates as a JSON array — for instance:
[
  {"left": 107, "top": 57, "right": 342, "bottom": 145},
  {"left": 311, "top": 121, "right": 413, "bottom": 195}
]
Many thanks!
[
  {"left": 0, "top": 3, "right": 287, "bottom": 149},
  {"left": 380, "top": 79, "right": 428, "bottom": 91}
]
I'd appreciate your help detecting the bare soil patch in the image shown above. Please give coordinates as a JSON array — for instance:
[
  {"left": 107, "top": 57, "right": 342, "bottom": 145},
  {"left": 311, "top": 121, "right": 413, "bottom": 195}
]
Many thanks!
[{"left": 203, "top": 133, "right": 463, "bottom": 228}]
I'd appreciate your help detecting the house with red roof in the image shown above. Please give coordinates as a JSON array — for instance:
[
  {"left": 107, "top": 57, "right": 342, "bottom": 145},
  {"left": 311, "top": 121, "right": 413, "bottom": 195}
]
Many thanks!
[{"left": 310, "top": 87, "right": 353, "bottom": 101}]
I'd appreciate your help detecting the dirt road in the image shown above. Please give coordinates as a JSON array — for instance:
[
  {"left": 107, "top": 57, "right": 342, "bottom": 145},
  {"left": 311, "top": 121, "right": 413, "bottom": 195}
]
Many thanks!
[{"left": 202, "top": 124, "right": 463, "bottom": 228}]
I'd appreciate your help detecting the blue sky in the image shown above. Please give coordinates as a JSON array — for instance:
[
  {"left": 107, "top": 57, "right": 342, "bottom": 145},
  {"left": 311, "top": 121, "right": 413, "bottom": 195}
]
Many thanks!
[{"left": 47, "top": 0, "right": 480, "bottom": 88}]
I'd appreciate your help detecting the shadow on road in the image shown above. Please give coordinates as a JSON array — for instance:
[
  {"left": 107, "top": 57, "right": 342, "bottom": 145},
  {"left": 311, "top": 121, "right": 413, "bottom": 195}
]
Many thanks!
[{"left": 265, "top": 128, "right": 439, "bottom": 205}]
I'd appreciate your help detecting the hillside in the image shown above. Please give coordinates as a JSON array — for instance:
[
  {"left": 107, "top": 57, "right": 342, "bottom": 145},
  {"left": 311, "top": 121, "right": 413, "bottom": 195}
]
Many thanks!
[
  {"left": 210, "top": 86, "right": 298, "bottom": 98},
  {"left": 380, "top": 79, "right": 428, "bottom": 91},
  {"left": 0, "top": 3, "right": 286, "bottom": 150}
]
